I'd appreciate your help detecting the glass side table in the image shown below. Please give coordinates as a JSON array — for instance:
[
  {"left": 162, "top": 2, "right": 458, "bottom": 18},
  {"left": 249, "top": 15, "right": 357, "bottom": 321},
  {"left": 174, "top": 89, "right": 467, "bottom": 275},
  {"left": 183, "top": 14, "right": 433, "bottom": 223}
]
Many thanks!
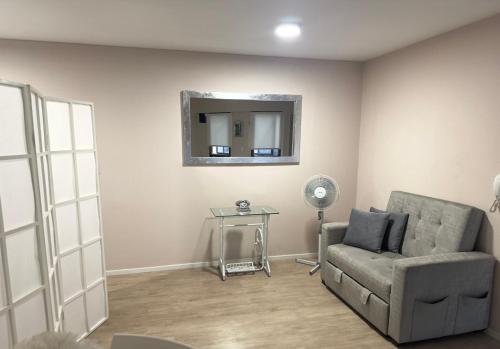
[{"left": 210, "top": 206, "right": 279, "bottom": 281}]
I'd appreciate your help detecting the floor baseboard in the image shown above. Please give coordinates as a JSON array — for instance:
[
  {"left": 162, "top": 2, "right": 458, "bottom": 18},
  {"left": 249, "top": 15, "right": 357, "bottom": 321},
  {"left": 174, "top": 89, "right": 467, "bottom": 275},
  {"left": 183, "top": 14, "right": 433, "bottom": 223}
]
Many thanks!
[
  {"left": 486, "top": 327, "right": 500, "bottom": 341},
  {"left": 106, "top": 252, "right": 317, "bottom": 276}
]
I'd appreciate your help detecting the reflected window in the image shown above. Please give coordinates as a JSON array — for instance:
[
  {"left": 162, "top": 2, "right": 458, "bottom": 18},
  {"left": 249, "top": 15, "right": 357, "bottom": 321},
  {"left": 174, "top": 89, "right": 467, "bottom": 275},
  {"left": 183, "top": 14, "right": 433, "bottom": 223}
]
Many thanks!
[
  {"left": 252, "top": 112, "right": 281, "bottom": 157},
  {"left": 207, "top": 113, "right": 231, "bottom": 156}
]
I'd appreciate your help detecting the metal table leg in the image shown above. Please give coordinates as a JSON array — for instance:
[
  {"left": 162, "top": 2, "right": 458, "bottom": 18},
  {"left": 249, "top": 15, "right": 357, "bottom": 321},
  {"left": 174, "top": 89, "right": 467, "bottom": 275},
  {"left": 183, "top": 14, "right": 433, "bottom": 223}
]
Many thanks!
[
  {"left": 219, "top": 217, "right": 226, "bottom": 281},
  {"left": 263, "top": 214, "right": 271, "bottom": 277}
]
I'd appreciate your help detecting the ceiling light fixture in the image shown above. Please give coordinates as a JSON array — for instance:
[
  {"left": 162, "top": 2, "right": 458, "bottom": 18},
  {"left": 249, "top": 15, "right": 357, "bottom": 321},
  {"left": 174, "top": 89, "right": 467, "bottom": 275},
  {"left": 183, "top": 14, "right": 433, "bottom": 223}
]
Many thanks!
[{"left": 274, "top": 23, "right": 301, "bottom": 39}]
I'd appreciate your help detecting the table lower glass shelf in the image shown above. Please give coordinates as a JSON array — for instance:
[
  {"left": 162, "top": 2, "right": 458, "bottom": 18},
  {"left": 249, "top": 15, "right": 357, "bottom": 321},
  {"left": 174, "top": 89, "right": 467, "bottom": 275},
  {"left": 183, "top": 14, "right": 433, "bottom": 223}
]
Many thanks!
[{"left": 226, "top": 261, "right": 262, "bottom": 274}]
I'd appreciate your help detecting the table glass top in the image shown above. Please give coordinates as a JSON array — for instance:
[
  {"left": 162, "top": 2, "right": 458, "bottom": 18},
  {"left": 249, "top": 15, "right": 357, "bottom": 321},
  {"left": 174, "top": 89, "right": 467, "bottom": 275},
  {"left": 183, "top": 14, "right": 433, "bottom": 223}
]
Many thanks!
[{"left": 210, "top": 205, "right": 279, "bottom": 217}]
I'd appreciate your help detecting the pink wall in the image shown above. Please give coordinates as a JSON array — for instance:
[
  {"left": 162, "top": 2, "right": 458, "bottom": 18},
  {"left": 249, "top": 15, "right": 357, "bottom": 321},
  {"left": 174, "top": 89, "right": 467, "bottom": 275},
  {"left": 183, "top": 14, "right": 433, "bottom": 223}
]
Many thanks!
[
  {"left": 0, "top": 40, "right": 363, "bottom": 271},
  {"left": 358, "top": 14, "right": 500, "bottom": 333}
]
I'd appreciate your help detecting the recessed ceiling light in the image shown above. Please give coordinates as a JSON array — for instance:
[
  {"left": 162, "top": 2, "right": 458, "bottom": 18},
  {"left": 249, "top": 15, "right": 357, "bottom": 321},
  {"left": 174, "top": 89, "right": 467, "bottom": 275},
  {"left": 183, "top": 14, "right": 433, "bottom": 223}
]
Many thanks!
[{"left": 274, "top": 23, "right": 301, "bottom": 39}]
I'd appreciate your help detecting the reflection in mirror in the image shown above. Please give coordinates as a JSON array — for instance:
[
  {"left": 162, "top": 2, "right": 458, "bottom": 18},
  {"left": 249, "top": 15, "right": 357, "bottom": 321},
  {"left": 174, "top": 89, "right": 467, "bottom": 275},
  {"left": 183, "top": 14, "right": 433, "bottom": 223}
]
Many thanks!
[{"left": 182, "top": 91, "right": 301, "bottom": 165}]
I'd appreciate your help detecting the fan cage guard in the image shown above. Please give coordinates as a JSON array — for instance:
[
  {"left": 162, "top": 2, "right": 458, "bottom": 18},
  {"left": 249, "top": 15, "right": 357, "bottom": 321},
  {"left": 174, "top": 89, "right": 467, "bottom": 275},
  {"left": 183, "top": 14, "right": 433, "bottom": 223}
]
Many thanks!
[{"left": 303, "top": 174, "right": 340, "bottom": 210}]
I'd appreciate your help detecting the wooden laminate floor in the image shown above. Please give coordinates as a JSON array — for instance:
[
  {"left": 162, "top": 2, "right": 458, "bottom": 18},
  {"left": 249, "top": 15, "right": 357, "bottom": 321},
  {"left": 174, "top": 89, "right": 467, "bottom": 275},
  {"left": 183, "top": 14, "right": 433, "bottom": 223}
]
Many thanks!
[{"left": 89, "top": 261, "right": 500, "bottom": 349}]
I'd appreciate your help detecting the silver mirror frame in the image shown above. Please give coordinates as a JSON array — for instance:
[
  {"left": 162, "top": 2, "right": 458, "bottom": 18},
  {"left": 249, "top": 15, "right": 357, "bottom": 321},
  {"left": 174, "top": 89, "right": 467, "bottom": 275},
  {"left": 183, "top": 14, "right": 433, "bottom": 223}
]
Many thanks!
[{"left": 181, "top": 90, "right": 302, "bottom": 166}]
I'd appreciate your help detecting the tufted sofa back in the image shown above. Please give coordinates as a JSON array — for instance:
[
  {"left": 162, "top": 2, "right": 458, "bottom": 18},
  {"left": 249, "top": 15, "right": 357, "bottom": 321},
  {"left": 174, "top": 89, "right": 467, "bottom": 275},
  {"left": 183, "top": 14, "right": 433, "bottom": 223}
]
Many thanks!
[{"left": 386, "top": 191, "right": 484, "bottom": 257}]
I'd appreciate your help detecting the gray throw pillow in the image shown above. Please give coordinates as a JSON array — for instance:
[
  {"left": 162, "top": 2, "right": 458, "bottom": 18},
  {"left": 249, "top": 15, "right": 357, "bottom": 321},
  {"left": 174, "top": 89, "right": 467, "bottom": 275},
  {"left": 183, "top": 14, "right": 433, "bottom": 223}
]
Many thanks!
[
  {"left": 343, "top": 209, "right": 389, "bottom": 253},
  {"left": 370, "top": 207, "right": 409, "bottom": 253}
]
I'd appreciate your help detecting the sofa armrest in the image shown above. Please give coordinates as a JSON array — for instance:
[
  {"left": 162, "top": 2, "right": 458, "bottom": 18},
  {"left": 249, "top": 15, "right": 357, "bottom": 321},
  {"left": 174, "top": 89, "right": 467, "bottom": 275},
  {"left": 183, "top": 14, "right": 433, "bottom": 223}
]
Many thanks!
[
  {"left": 389, "top": 252, "right": 495, "bottom": 343},
  {"left": 320, "top": 222, "right": 348, "bottom": 280}
]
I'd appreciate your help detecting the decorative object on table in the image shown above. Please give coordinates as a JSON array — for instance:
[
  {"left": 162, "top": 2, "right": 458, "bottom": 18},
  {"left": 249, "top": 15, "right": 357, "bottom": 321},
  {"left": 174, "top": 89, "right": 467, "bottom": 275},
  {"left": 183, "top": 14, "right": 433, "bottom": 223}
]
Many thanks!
[
  {"left": 210, "top": 205, "right": 279, "bottom": 281},
  {"left": 491, "top": 174, "right": 500, "bottom": 212},
  {"left": 296, "top": 174, "right": 340, "bottom": 275},
  {"left": 15, "top": 332, "right": 100, "bottom": 349},
  {"left": 235, "top": 199, "right": 251, "bottom": 212}
]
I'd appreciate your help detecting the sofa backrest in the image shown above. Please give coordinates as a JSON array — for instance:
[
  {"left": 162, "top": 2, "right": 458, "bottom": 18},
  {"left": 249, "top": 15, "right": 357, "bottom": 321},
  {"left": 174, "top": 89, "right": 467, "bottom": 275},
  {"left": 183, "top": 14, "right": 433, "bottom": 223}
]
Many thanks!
[{"left": 386, "top": 191, "right": 483, "bottom": 257}]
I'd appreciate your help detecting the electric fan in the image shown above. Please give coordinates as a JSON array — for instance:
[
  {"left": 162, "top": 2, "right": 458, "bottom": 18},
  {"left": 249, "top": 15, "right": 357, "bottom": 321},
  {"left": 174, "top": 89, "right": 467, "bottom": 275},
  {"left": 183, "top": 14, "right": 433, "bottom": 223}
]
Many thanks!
[{"left": 296, "top": 174, "right": 340, "bottom": 275}]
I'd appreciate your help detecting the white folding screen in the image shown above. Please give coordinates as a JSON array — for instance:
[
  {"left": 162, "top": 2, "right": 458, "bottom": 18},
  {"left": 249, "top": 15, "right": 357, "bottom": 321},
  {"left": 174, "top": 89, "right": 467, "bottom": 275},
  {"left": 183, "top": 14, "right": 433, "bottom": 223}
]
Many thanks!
[
  {"left": 0, "top": 80, "right": 107, "bottom": 348},
  {"left": 0, "top": 82, "right": 49, "bottom": 348},
  {"left": 45, "top": 98, "right": 108, "bottom": 339}
]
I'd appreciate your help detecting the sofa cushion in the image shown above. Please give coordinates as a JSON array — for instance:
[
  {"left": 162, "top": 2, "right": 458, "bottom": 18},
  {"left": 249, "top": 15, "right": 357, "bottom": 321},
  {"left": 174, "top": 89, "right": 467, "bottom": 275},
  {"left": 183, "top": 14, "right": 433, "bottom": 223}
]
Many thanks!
[
  {"left": 370, "top": 207, "right": 409, "bottom": 253},
  {"left": 327, "top": 244, "right": 405, "bottom": 302},
  {"left": 343, "top": 209, "right": 389, "bottom": 253},
  {"left": 386, "top": 191, "right": 484, "bottom": 257}
]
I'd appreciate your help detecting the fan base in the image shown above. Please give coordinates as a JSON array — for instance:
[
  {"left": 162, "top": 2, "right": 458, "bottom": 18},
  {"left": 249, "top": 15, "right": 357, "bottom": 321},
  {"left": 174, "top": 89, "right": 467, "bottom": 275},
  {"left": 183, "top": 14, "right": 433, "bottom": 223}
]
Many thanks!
[{"left": 296, "top": 258, "right": 320, "bottom": 275}]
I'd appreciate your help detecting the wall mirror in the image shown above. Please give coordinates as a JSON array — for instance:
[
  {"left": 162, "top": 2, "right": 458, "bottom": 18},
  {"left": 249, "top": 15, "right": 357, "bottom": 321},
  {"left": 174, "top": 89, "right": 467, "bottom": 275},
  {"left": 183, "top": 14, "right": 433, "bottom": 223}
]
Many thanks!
[{"left": 181, "top": 90, "right": 301, "bottom": 165}]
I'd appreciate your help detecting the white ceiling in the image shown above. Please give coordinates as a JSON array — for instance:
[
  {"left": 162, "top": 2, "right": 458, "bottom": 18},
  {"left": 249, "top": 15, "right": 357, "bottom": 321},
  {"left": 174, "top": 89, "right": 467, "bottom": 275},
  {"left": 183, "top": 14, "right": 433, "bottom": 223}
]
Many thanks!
[{"left": 1, "top": 0, "right": 500, "bottom": 61}]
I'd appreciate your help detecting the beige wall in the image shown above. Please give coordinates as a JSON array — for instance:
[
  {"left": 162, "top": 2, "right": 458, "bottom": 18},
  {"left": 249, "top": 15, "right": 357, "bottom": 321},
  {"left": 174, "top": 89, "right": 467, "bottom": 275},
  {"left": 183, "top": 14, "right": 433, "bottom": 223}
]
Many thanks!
[
  {"left": 0, "top": 39, "right": 362, "bottom": 270},
  {"left": 358, "top": 14, "right": 500, "bottom": 332}
]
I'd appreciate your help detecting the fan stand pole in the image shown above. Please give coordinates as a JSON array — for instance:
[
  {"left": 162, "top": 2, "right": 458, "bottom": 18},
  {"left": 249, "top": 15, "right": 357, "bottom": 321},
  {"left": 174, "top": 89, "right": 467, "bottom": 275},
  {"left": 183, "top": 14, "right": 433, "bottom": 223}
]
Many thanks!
[{"left": 296, "top": 210, "right": 324, "bottom": 275}]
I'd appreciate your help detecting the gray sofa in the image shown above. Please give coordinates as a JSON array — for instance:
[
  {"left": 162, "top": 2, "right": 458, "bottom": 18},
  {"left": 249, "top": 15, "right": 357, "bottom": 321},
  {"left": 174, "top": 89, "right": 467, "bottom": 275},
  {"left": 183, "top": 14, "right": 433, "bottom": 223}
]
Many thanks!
[{"left": 321, "top": 191, "right": 495, "bottom": 343}]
